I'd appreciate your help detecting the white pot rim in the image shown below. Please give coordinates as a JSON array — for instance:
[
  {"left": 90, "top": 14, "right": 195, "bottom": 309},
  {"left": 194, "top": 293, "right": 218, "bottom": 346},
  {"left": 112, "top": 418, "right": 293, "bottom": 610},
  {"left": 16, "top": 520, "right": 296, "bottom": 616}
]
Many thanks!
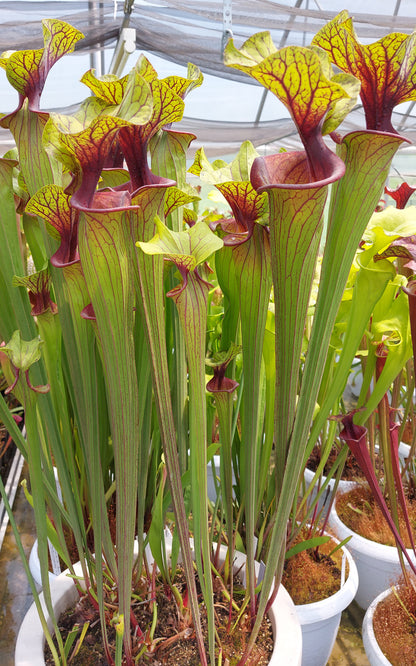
[
  {"left": 303, "top": 465, "right": 356, "bottom": 492},
  {"left": 15, "top": 560, "right": 84, "bottom": 666},
  {"left": 305, "top": 442, "right": 410, "bottom": 492},
  {"left": 362, "top": 588, "right": 393, "bottom": 665},
  {"left": 294, "top": 540, "right": 359, "bottom": 625},
  {"left": 330, "top": 493, "right": 416, "bottom": 562}
]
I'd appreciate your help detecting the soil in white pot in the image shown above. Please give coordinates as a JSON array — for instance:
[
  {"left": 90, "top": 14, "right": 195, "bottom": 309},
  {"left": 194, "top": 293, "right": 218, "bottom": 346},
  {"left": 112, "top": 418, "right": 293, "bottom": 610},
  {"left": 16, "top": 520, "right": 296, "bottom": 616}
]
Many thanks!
[
  {"left": 370, "top": 574, "right": 416, "bottom": 666},
  {"left": 307, "top": 444, "right": 365, "bottom": 484},
  {"left": 282, "top": 533, "right": 349, "bottom": 605},
  {"left": 44, "top": 565, "right": 274, "bottom": 666},
  {"left": 335, "top": 485, "right": 416, "bottom": 548},
  {"left": 282, "top": 530, "right": 358, "bottom": 666}
]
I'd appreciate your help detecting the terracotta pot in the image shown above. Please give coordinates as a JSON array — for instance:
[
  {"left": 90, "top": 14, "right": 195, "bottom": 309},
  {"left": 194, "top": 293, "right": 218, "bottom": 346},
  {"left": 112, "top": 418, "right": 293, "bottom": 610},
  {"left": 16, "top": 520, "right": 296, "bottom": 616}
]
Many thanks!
[
  {"left": 329, "top": 493, "right": 416, "bottom": 609},
  {"left": 15, "top": 543, "right": 302, "bottom": 665}
]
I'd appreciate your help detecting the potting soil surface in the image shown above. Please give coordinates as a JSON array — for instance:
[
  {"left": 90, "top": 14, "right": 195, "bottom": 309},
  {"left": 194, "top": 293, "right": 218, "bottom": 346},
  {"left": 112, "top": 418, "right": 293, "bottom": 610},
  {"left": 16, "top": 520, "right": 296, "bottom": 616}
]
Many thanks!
[{"left": 0, "top": 466, "right": 370, "bottom": 665}]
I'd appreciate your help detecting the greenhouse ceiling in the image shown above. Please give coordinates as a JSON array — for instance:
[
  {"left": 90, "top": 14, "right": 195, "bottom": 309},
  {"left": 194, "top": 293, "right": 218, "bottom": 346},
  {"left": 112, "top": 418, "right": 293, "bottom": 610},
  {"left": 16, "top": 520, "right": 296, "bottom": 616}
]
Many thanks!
[{"left": 1, "top": 0, "right": 416, "bottom": 158}]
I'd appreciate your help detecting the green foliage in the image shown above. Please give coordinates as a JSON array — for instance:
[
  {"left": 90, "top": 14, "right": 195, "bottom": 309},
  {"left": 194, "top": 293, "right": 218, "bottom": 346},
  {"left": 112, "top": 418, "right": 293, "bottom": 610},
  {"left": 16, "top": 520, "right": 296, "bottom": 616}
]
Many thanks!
[{"left": 0, "top": 9, "right": 415, "bottom": 666}]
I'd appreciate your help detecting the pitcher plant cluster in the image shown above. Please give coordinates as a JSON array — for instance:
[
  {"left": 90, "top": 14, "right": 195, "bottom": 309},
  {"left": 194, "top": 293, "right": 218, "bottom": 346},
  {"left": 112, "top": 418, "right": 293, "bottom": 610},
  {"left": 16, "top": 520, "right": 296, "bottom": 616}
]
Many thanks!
[{"left": 1, "top": 10, "right": 416, "bottom": 666}]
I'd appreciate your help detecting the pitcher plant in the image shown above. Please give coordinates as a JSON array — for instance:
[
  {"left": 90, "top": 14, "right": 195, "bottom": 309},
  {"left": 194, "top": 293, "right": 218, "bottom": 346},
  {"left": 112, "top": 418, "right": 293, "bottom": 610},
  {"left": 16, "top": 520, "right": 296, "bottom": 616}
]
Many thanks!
[{"left": 0, "top": 10, "right": 416, "bottom": 666}]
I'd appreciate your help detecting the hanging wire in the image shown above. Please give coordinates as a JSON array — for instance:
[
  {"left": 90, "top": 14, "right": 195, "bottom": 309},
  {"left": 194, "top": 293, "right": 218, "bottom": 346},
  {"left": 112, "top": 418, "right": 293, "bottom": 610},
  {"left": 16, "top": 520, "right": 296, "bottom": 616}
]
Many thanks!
[
  {"left": 222, "top": 0, "right": 233, "bottom": 55},
  {"left": 124, "top": 0, "right": 135, "bottom": 14},
  {"left": 113, "top": 1, "right": 135, "bottom": 20},
  {"left": 393, "top": 0, "right": 402, "bottom": 16},
  {"left": 108, "top": 0, "right": 136, "bottom": 75}
]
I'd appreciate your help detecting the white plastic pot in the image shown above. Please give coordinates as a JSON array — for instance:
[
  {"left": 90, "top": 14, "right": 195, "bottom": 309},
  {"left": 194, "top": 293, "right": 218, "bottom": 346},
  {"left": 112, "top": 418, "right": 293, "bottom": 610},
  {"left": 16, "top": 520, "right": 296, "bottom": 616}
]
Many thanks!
[
  {"left": 329, "top": 495, "right": 416, "bottom": 609},
  {"left": 28, "top": 539, "right": 60, "bottom": 586},
  {"left": 207, "top": 454, "right": 236, "bottom": 502},
  {"left": 304, "top": 442, "right": 410, "bottom": 515},
  {"left": 303, "top": 466, "right": 355, "bottom": 514},
  {"left": 294, "top": 539, "right": 359, "bottom": 666},
  {"left": 399, "top": 441, "right": 411, "bottom": 466},
  {"left": 15, "top": 560, "right": 83, "bottom": 666},
  {"left": 15, "top": 543, "right": 302, "bottom": 666},
  {"left": 362, "top": 588, "right": 393, "bottom": 665},
  {"left": 28, "top": 527, "right": 173, "bottom": 588}
]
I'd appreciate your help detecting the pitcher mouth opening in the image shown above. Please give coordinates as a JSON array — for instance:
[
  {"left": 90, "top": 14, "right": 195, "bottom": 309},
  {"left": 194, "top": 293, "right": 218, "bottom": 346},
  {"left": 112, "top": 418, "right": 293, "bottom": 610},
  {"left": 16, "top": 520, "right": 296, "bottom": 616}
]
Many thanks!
[{"left": 250, "top": 149, "right": 345, "bottom": 193}]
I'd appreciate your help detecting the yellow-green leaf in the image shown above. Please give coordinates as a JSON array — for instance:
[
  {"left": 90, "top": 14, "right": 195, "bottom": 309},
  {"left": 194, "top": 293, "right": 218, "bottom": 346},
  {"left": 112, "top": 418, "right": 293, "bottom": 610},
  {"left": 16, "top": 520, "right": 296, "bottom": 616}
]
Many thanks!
[
  {"left": 190, "top": 141, "right": 259, "bottom": 183},
  {"left": 2, "top": 330, "right": 44, "bottom": 372},
  {"left": 0, "top": 19, "right": 83, "bottom": 109},
  {"left": 137, "top": 217, "right": 223, "bottom": 272},
  {"left": 313, "top": 11, "right": 416, "bottom": 132},
  {"left": 163, "top": 62, "right": 203, "bottom": 99},
  {"left": 26, "top": 184, "right": 78, "bottom": 266},
  {"left": 248, "top": 46, "right": 348, "bottom": 141},
  {"left": 164, "top": 186, "right": 200, "bottom": 218},
  {"left": 115, "top": 68, "right": 153, "bottom": 124},
  {"left": 224, "top": 31, "right": 277, "bottom": 72},
  {"left": 44, "top": 115, "right": 129, "bottom": 201},
  {"left": 80, "top": 69, "right": 129, "bottom": 105},
  {"left": 224, "top": 33, "right": 355, "bottom": 178}
]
